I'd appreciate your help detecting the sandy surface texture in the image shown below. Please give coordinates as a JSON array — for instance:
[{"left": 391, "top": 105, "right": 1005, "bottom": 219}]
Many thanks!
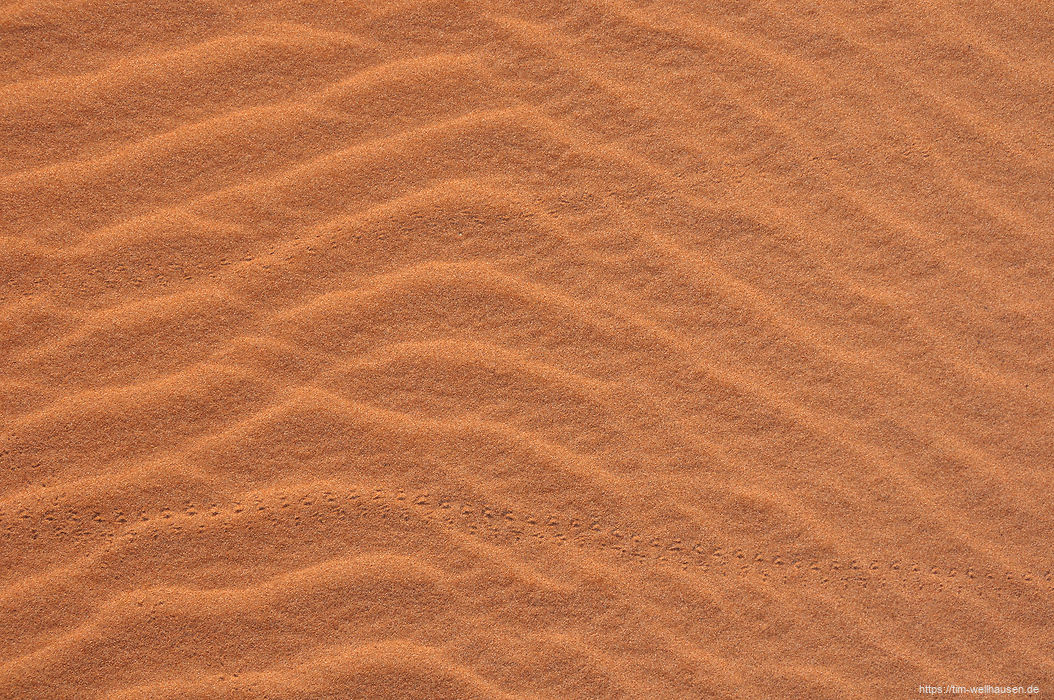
[{"left": 2, "top": 1, "right": 1053, "bottom": 698}]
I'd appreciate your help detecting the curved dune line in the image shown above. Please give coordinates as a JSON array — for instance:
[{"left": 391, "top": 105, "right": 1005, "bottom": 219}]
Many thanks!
[
  {"left": 0, "top": 478, "right": 580, "bottom": 610},
  {"left": 6, "top": 251, "right": 1037, "bottom": 573},
  {"left": 0, "top": 480, "right": 978, "bottom": 687},
  {"left": 8, "top": 285, "right": 254, "bottom": 367},
  {"left": 2, "top": 2, "right": 1050, "bottom": 696},
  {"left": 492, "top": 26, "right": 1044, "bottom": 308},
  {"left": 205, "top": 339, "right": 931, "bottom": 544},
  {"left": 0, "top": 360, "right": 255, "bottom": 437},
  {"left": 531, "top": 96, "right": 1043, "bottom": 342},
  {"left": 12, "top": 256, "right": 621, "bottom": 379},
  {"left": 105, "top": 639, "right": 526, "bottom": 700},
  {"left": 8, "top": 187, "right": 1032, "bottom": 459},
  {"left": 863, "top": 2, "right": 1051, "bottom": 82},
  {"left": 6, "top": 548, "right": 611, "bottom": 695},
  {"left": 3, "top": 470, "right": 1049, "bottom": 604},
  {"left": 505, "top": 112, "right": 1049, "bottom": 390},
  {"left": 0, "top": 50, "right": 492, "bottom": 181},
  {"left": 0, "top": 173, "right": 500, "bottom": 271},
  {"left": 486, "top": 3, "right": 1051, "bottom": 326},
  {"left": 6, "top": 330, "right": 648, "bottom": 471},
  {"left": 4, "top": 478, "right": 1049, "bottom": 678},
  {"left": 1, "top": 102, "right": 533, "bottom": 238},
  {"left": 251, "top": 259, "right": 1040, "bottom": 557},
  {"left": 137, "top": 173, "right": 496, "bottom": 252},
  {"left": 0, "top": 346, "right": 851, "bottom": 569},
  {"left": 6, "top": 81, "right": 1037, "bottom": 379},
  {"left": 704, "top": 1, "right": 1053, "bottom": 166},
  {"left": 1, "top": 509, "right": 758, "bottom": 696},
  {"left": 6, "top": 244, "right": 1045, "bottom": 577},
  {"left": 322, "top": 65, "right": 1045, "bottom": 398},
  {"left": 0, "top": 386, "right": 658, "bottom": 540},
  {"left": 3, "top": 92, "right": 678, "bottom": 244},
  {"left": 2, "top": 548, "right": 792, "bottom": 700},
  {"left": 1, "top": 102, "right": 346, "bottom": 187},
  {"left": 0, "top": 20, "right": 377, "bottom": 96},
  {"left": 18, "top": 168, "right": 1039, "bottom": 418},
  {"left": 181, "top": 385, "right": 655, "bottom": 504},
  {"left": 582, "top": 0, "right": 1051, "bottom": 169},
  {"left": 597, "top": 204, "right": 1045, "bottom": 425},
  {"left": 0, "top": 552, "right": 456, "bottom": 667},
  {"left": 1, "top": 180, "right": 497, "bottom": 360}
]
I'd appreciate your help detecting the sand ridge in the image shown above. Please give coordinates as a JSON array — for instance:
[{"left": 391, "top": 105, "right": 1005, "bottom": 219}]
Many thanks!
[{"left": 1, "top": 0, "right": 1053, "bottom": 697}]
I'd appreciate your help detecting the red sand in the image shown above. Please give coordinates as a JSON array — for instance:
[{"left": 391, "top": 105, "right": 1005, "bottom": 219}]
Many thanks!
[{"left": 1, "top": 1, "right": 1052, "bottom": 697}]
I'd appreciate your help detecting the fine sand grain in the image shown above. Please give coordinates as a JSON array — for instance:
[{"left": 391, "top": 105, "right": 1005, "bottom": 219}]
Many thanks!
[{"left": 1, "top": 1, "right": 1052, "bottom": 698}]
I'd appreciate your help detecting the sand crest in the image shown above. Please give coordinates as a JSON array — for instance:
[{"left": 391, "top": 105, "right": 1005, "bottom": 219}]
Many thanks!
[{"left": 1, "top": 1, "right": 1052, "bottom": 697}]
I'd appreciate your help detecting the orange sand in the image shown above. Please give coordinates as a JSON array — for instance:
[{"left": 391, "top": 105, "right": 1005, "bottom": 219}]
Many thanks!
[{"left": 1, "top": 1, "right": 1052, "bottom": 698}]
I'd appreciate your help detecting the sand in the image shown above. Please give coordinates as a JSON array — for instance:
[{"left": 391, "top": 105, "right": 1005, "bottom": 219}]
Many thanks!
[{"left": 1, "top": 1, "right": 1052, "bottom": 698}]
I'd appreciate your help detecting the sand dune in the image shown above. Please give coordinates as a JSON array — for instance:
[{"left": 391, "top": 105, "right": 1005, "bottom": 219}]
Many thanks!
[{"left": 2, "top": 0, "right": 1052, "bottom": 697}]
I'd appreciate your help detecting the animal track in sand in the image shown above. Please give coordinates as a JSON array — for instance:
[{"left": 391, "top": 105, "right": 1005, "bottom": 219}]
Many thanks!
[{"left": 2, "top": 484, "right": 1049, "bottom": 601}]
